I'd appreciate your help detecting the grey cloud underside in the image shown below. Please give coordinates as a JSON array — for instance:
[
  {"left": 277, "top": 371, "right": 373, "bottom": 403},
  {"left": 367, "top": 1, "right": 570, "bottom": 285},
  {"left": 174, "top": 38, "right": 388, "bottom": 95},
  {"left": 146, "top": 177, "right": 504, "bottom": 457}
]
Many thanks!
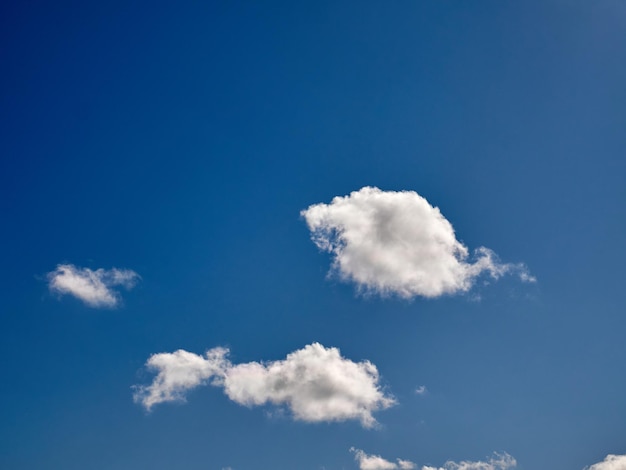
[
  {"left": 47, "top": 264, "right": 139, "bottom": 308},
  {"left": 301, "top": 187, "right": 534, "bottom": 299},
  {"left": 133, "top": 343, "right": 395, "bottom": 428}
]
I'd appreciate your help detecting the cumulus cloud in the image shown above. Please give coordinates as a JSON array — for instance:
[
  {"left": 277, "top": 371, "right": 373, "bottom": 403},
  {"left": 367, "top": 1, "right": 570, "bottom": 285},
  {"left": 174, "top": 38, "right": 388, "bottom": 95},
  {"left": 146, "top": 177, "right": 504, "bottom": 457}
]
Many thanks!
[
  {"left": 301, "top": 187, "right": 534, "bottom": 299},
  {"left": 134, "top": 343, "right": 395, "bottom": 427},
  {"left": 585, "top": 454, "right": 626, "bottom": 470},
  {"left": 133, "top": 348, "right": 230, "bottom": 410},
  {"left": 351, "top": 448, "right": 416, "bottom": 469},
  {"left": 47, "top": 264, "right": 139, "bottom": 308},
  {"left": 421, "top": 452, "right": 517, "bottom": 470}
]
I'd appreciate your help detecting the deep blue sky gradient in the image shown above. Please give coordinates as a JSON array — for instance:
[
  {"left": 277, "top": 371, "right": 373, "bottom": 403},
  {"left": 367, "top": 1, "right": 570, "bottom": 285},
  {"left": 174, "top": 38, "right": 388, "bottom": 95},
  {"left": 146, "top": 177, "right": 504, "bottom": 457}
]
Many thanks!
[{"left": 1, "top": 1, "right": 625, "bottom": 469}]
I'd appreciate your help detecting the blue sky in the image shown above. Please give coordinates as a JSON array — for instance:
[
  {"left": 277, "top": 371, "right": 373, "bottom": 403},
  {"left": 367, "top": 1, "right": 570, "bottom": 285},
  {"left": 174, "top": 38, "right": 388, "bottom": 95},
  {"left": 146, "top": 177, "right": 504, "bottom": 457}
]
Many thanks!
[{"left": 1, "top": 1, "right": 625, "bottom": 469}]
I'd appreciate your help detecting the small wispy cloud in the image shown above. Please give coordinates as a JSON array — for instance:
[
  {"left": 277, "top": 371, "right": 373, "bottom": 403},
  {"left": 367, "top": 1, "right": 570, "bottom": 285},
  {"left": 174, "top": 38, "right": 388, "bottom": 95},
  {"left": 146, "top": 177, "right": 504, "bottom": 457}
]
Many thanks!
[
  {"left": 415, "top": 385, "right": 427, "bottom": 396},
  {"left": 47, "top": 264, "right": 139, "bottom": 308},
  {"left": 422, "top": 452, "right": 517, "bottom": 470},
  {"left": 301, "top": 187, "right": 534, "bottom": 300},
  {"left": 133, "top": 343, "right": 395, "bottom": 428},
  {"left": 584, "top": 453, "right": 626, "bottom": 470},
  {"left": 351, "top": 448, "right": 416, "bottom": 469}
]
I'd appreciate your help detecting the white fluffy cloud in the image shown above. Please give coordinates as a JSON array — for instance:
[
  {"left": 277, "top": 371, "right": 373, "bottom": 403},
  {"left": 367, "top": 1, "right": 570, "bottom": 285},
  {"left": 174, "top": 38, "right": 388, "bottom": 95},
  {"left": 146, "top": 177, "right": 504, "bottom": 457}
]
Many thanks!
[
  {"left": 134, "top": 343, "right": 395, "bottom": 427},
  {"left": 421, "top": 452, "right": 517, "bottom": 470},
  {"left": 301, "top": 187, "right": 534, "bottom": 299},
  {"left": 47, "top": 264, "right": 139, "bottom": 308},
  {"left": 585, "top": 454, "right": 626, "bottom": 470},
  {"left": 133, "top": 348, "right": 230, "bottom": 410},
  {"left": 351, "top": 448, "right": 416, "bottom": 470}
]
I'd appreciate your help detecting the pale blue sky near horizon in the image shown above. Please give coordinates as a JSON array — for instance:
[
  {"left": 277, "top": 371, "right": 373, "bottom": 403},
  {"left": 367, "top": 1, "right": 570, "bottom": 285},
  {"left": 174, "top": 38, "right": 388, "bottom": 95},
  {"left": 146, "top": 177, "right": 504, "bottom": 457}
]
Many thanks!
[{"left": 1, "top": 1, "right": 625, "bottom": 469}]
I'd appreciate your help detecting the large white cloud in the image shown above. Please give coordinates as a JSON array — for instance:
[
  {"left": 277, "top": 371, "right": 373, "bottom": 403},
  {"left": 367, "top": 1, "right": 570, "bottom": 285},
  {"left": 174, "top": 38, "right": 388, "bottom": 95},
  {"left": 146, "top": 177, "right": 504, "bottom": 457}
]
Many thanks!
[
  {"left": 421, "top": 452, "right": 517, "bottom": 470},
  {"left": 47, "top": 264, "right": 140, "bottom": 308},
  {"left": 585, "top": 454, "right": 626, "bottom": 470},
  {"left": 301, "top": 187, "right": 534, "bottom": 299},
  {"left": 351, "top": 448, "right": 416, "bottom": 469},
  {"left": 134, "top": 343, "right": 395, "bottom": 428}
]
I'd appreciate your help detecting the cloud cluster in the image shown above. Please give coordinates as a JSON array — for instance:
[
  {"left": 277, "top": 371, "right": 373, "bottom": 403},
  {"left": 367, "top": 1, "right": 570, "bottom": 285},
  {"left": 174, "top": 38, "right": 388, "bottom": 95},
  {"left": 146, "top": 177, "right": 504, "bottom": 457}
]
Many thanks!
[
  {"left": 351, "top": 450, "right": 515, "bottom": 470},
  {"left": 134, "top": 343, "right": 395, "bottom": 427},
  {"left": 585, "top": 454, "right": 626, "bottom": 470},
  {"left": 301, "top": 187, "right": 533, "bottom": 299},
  {"left": 47, "top": 264, "right": 140, "bottom": 308},
  {"left": 351, "top": 448, "right": 416, "bottom": 469},
  {"left": 422, "top": 452, "right": 517, "bottom": 470},
  {"left": 349, "top": 449, "right": 626, "bottom": 470}
]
